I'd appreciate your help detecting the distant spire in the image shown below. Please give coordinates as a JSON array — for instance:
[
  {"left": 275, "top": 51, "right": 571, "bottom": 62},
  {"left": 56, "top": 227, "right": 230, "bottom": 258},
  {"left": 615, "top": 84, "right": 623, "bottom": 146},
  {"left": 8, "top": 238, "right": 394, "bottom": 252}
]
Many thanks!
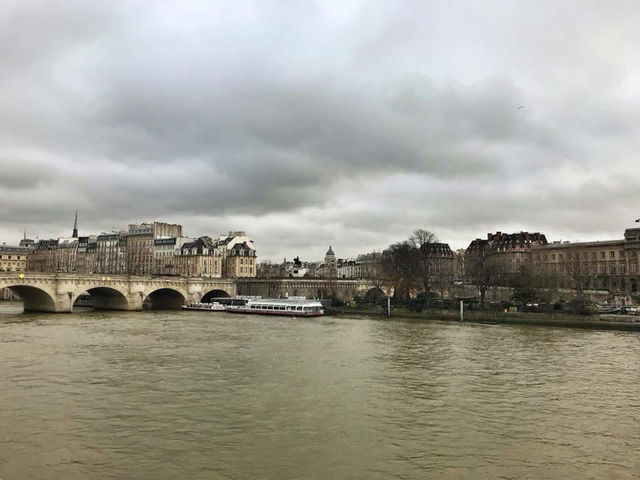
[
  {"left": 23, "top": 226, "right": 26, "bottom": 240},
  {"left": 72, "top": 210, "right": 78, "bottom": 238}
]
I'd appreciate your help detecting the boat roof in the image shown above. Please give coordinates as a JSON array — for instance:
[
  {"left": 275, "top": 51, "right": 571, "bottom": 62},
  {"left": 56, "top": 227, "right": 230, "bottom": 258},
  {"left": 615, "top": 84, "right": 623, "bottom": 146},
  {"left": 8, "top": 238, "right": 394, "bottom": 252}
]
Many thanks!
[{"left": 247, "top": 298, "right": 323, "bottom": 305}]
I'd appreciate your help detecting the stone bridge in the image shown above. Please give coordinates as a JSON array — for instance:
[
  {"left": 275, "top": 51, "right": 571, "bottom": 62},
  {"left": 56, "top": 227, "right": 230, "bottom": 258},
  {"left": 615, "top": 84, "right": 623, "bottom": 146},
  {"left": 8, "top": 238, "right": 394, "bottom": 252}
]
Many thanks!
[
  {"left": 0, "top": 273, "right": 236, "bottom": 313},
  {"left": 236, "top": 278, "right": 389, "bottom": 301}
]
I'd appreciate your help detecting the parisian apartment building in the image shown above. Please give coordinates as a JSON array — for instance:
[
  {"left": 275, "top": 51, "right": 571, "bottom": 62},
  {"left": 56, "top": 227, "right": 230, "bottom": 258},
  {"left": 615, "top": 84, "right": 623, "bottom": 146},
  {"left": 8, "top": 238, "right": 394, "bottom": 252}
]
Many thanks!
[{"left": 20, "top": 221, "right": 257, "bottom": 279}]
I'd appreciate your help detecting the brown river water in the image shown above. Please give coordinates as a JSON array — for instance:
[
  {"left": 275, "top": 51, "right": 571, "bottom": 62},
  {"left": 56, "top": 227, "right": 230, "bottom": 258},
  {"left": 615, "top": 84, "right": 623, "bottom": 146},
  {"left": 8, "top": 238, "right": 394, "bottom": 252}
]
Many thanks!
[{"left": 1, "top": 301, "right": 639, "bottom": 479}]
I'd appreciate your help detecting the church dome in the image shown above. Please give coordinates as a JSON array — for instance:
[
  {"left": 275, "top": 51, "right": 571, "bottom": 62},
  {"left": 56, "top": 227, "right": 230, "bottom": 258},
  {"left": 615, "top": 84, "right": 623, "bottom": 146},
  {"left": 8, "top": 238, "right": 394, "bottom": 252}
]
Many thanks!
[{"left": 326, "top": 245, "right": 335, "bottom": 256}]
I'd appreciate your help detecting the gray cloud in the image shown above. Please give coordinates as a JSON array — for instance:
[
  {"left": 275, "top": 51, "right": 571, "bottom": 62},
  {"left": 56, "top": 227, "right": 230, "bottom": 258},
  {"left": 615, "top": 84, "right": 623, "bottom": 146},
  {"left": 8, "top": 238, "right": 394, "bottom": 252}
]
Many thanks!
[{"left": 1, "top": 0, "right": 639, "bottom": 259}]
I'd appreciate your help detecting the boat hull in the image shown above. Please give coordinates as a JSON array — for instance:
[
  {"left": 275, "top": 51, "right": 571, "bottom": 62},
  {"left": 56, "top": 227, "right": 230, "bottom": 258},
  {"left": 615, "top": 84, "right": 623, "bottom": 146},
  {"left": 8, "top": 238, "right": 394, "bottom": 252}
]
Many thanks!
[
  {"left": 225, "top": 308, "right": 323, "bottom": 317},
  {"left": 181, "top": 304, "right": 226, "bottom": 311}
]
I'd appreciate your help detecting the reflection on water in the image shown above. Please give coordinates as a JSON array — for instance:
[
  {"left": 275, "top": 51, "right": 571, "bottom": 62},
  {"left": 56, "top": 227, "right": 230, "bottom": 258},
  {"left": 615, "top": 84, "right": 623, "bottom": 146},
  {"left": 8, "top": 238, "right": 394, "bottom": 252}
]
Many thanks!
[{"left": 1, "top": 302, "right": 639, "bottom": 479}]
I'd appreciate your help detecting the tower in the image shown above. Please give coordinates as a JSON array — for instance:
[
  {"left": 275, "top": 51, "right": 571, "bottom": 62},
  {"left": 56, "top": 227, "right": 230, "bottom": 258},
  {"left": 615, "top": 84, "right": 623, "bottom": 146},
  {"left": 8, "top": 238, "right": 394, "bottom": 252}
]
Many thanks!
[
  {"left": 72, "top": 210, "right": 78, "bottom": 238},
  {"left": 324, "top": 245, "right": 336, "bottom": 265}
]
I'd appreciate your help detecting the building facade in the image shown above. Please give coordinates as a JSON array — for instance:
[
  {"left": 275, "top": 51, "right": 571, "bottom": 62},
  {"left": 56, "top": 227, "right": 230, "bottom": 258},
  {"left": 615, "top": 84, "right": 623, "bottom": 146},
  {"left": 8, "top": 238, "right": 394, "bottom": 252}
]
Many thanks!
[
  {"left": 0, "top": 244, "right": 31, "bottom": 272},
  {"left": 465, "top": 231, "right": 549, "bottom": 285},
  {"left": 225, "top": 241, "right": 257, "bottom": 278},
  {"left": 174, "top": 237, "right": 223, "bottom": 277},
  {"left": 20, "top": 218, "right": 256, "bottom": 279},
  {"left": 532, "top": 228, "right": 640, "bottom": 296}
]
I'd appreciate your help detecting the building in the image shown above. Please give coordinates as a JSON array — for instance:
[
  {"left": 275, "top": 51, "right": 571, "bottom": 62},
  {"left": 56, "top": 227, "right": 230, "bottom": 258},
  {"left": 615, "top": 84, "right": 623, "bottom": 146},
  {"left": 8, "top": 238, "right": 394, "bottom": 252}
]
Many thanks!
[
  {"left": 453, "top": 248, "right": 466, "bottom": 282},
  {"left": 126, "top": 222, "right": 183, "bottom": 275},
  {"left": 17, "top": 219, "right": 257, "bottom": 279},
  {"left": 420, "top": 242, "right": 456, "bottom": 288},
  {"left": 76, "top": 235, "right": 97, "bottom": 274},
  {"left": 174, "top": 236, "right": 223, "bottom": 277},
  {"left": 53, "top": 237, "right": 79, "bottom": 273},
  {"left": 356, "top": 252, "right": 381, "bottom": 279},
  {"left": 0, "top": 244, "right": 31, "bottom": 273},
  {"left": 95, "top": 233, "right": 127, "bottom": 274},
  {"left": 336, "top": 258, "right": 368, "bottom": 279},
  {"left": 465, "top": 231, "right": 548, "bottom": 285},
  {"left": 532, "top": 228, "right": 640, "bottom": 297},
  {"left": 153, "top": 236, "right": 193, "bottom": 275},
  {"left": 28, "top": 239, "right": 59, "bottom": 272},
  {"left": 225, "top": 241, "right": 257, "bottom": 278},
  {"left": 317, "top": 246, "right": 337, "bottom": 278},
  {"left": 216, "top": 231, "right": 257, "bottom": 278}
]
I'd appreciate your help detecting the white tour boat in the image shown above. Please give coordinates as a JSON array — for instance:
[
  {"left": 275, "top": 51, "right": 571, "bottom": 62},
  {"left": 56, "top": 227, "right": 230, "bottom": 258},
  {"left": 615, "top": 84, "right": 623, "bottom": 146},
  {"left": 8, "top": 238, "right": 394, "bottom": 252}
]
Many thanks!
[
  {"left": 225, "top": 298, "right": 324, "bottom": 317},
  {"left": 182, "top": 301, "right": 226, "bottom": 311}
]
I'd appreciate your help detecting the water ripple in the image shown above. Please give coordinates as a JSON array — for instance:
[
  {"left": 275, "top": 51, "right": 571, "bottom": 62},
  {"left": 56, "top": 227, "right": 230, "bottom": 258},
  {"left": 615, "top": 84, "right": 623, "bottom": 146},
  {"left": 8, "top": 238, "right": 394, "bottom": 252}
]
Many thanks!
[{"left": 1, "top": 306, "right": 639, "bottom": 479}]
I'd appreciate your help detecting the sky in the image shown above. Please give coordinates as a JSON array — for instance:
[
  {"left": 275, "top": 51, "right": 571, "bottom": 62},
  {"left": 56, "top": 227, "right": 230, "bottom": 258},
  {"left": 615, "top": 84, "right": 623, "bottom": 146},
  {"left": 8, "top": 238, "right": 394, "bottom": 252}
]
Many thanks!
[{"left": 1, "top": 0, "right": 639, "bottom": 261}]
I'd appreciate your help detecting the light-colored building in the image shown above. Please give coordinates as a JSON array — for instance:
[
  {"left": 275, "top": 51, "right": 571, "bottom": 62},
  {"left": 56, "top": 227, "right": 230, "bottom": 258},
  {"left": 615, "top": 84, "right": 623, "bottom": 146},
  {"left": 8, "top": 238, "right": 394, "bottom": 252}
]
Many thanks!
[
  {"left": 54, "top": 237, "right": 79, "bottom": 273},
  {"left": 95, "top": 233, "right": 127, "bottom": 274},
  {"left": 22, "top": 221, "right": 258, "bottom": 279},
  {"left": 215, "top": 231, "right": 257, "bottom": 278},
  {"left": 337, "top": 259, "right": 364, "bottom": 279},
  {"left": 174, "top": 236, "right": 223, "bottom": 277},
  {"left": 317, "top": 246, "right": 337, "bottom": 278},
  {"left": 0, "top": 244, "right": 31, "bottom": 272},
  {"left": 225, "top": 241, "right": 257, "bottom": 278},
  {"left": 153, "top": 236, "right": 193, "bottom": 275},
  {"left": 532, "top": 228, "right": 640, "bottom": 297},
  {"left": 126, "top": 222, "right": 183, "bottom": 275}
]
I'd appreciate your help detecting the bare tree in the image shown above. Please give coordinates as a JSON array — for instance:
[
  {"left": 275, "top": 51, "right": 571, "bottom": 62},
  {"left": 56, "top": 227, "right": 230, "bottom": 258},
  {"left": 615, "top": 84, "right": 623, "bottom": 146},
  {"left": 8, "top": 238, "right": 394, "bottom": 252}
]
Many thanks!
[
  {"left": 465, "top": 240, "right": 503, "bottom": 308},
  {"left": 562, "top": 251, "right": 591, "bottom": 299},
  {"left": 408, "top": 229, "right": 439, "bottom": 296},
  {"left": 513, "top": 262, "right": 560, "bottom": 307},
  {"left": 380, "top": 242, "right": 418, "bottom": 301}
]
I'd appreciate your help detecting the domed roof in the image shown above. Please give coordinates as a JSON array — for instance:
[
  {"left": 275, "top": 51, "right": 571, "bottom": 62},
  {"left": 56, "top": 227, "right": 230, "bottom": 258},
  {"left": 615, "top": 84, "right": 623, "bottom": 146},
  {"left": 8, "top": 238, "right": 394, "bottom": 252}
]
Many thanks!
[{"left": 326, "top": 245, "right": 335, "bottom": 256}]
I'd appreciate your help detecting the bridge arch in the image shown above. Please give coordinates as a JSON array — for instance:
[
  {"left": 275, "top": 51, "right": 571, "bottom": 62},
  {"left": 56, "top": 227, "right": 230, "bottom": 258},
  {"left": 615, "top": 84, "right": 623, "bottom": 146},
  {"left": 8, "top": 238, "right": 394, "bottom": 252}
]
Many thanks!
[
  {"left": 364, "top": 287, "right": 386, "bottom": 303},
  {"left": 143, "top": 287, "right": 187, "bottom": 310},
  {"left": 72, "top": 287, "right": 130, "bottom": 311},
  {"left": 201, "top": 289, "right": 231, "bottom": 302},
  {"left": 4, "top": 284, "right": 57, "bottom": 312}
]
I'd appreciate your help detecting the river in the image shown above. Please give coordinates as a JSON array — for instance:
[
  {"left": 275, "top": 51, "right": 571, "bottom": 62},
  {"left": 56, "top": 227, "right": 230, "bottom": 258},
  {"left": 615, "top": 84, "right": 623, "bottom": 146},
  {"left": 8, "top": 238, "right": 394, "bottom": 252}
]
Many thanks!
[{"left": 1, "top": 302, "right": 638, "bottom": 479}]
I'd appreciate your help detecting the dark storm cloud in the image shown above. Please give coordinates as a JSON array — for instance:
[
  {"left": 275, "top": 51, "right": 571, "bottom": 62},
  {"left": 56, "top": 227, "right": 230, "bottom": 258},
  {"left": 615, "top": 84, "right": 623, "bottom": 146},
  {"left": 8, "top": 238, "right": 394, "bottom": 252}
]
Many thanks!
[{"left": 1, "top": 0, "right": 639, "bottom": 258}]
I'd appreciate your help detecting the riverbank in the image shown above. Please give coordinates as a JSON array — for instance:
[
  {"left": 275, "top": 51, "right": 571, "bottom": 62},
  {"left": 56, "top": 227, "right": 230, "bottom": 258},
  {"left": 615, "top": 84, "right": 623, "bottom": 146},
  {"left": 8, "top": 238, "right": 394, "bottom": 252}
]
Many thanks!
[{"left": 334, "top": 307, "right": 640, "bottom": 332}]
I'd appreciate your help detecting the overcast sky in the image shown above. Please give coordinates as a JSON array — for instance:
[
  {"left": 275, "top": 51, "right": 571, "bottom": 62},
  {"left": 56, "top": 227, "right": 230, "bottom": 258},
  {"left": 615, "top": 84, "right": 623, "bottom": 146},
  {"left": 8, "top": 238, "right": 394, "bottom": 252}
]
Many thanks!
[{"left": 1, "top": 0, "right": 639, "bottom": 261}]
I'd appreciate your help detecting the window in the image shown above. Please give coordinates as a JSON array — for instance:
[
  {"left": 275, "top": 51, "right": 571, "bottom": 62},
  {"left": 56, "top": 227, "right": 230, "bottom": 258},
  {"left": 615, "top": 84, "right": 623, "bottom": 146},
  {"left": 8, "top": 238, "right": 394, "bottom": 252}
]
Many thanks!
[
  {"left": 601, "top": 252, "right": 606, "bottom": 259},
  {"left": 610, "top": 251, "right": 615, "bottom": 258}
]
